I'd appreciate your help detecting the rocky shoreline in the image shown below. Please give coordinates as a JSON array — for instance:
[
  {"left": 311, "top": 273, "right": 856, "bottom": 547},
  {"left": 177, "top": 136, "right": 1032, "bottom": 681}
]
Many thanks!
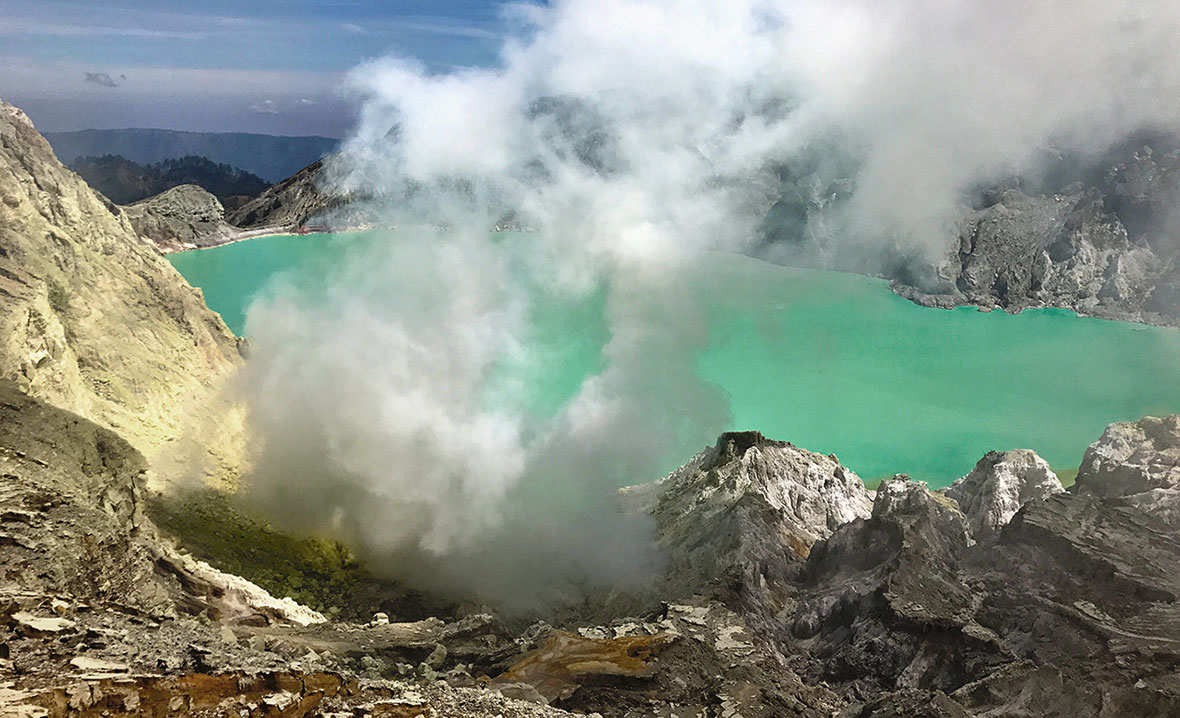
[
  {"left": 885, "top": 142, "right": 1180, "bottom": 327},
  {"left": 123, "top": 127, "right": 1180, "bottom": 328}
]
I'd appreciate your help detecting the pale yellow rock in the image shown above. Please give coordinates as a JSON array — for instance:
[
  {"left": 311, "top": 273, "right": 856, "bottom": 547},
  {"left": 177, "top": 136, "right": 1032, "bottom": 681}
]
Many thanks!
[{"left": 0, "top": 98, "right": 246, "bottom": 486}]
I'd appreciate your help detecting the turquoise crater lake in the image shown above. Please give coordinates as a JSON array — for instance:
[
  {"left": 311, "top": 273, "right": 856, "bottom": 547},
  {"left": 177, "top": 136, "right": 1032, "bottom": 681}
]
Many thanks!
[{"left": 170, "top": 232, "right": 1180, "bottom": 486}]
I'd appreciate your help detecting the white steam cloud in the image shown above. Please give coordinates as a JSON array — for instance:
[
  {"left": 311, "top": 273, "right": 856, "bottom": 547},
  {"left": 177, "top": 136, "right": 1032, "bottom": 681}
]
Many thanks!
[{"left": 240, "top": 0, "right": 1180, "bottom": 609}]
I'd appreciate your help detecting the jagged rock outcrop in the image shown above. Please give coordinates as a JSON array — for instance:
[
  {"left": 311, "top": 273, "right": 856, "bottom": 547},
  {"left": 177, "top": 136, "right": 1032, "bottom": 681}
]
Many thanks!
[
  {"left": 959, "top": 489, "right": 1180, "bottom": 716},
  {"left": 889, "top": 142, "right": 1180, "bottom": 325},
  {"left": 790, "top": 480, "right": 993, "bottom": 699},
  {"left": 760, "top": 136, "right": 1180, "bottom": 325},
  {"left": 781, "top": 467, "right": 1180, "bottom": 715},
  {"left": 0, "top": 381, "right": 175, "bottom": 614},
  {"left": 122, "top": 184, "right": 237, "bottom": 252},
  {"left": 0, "top": 98, "right": 244, "bottom": 482},
  {"left": 1073, "top": 414, "right": 1180, "bottom": 496},
  {"left": 227, "top": 158, "right": 343, "bottom": 230},
  {"left": 620, "top": 431, "right": 873, "bottom": 614},
  {"left": 942, "top": 450, "right": 1063, "bottom": 539}
]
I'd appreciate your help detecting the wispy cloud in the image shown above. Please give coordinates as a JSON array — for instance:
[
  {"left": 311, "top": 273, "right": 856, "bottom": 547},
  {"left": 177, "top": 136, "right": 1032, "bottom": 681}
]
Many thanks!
[
  {"left": 251, "top": 99, "right": 281, "bottom": 114},
  {"left": 0, "top": 55, "right": 343, "bottom": 100},
  {"left": 0, "top": 8, "right": 297, "bottom": 41},
  {"left": 338, "top": 16, "right": 505, "bottom": 40},
  {"left": 0, "top": 17, "right": 206, "bottom": 40},
  {"left": 84, "top": 72, "right": 125, "bottom": 88},
  {"left": 397, "top": 20, "right": 504, "bottom": 40}
]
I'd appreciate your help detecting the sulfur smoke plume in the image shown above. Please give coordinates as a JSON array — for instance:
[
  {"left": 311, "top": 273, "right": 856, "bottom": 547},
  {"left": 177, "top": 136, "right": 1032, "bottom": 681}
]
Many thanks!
[{"left": 239, "top": 0, "right": 1180, "bottom": 609}]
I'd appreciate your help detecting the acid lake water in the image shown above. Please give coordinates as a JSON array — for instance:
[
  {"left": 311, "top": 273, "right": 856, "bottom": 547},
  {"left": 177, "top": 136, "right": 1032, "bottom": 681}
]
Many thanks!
[{"left": 170, "top": 232, "right": 1180, "bottom": 487}]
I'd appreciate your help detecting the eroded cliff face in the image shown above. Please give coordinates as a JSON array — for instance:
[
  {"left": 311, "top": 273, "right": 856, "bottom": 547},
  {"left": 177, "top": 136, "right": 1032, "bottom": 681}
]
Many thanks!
[
  {"left": 226, "top": 158, "right": 341, "bottom": 230},
  {"left": 942, "top": 450, "right": 1063, "bottom": 539},
  {"left": 0, "top": 386, "right": 576, "bottom": 718},
  {"left": 0, "top": 99, "right": 245, "bottom": 484},
  {"left": 889, "top": 143, "right": 1180, "bottom": 325},
  {"left": 619, "top": 431, "right": 873, "bottom": 622}
]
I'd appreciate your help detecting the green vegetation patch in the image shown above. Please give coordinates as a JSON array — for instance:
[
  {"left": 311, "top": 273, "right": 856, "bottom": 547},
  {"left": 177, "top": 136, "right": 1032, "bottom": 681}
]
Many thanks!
[
  {"left": 47, "top": 280, "right": 69, "bottom": 314},
  {"left": 148, "top": 489, "right": 388, "bottom": 620}
]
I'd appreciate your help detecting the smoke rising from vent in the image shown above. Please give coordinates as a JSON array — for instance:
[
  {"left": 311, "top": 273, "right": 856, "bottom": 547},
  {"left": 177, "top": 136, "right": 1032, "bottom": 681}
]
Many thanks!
[{"left": 239, "top": 0, "right": 1180, "bottom": 608}]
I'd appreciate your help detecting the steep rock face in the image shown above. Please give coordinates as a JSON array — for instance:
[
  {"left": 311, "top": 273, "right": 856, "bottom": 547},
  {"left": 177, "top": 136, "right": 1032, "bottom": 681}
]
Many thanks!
[
  {"left": 227, "top": 158, "right": 343, "bottom": 230},
  {"left": 942, "top": 450, "right": 1063, "bottom": 539},
  {"left": 1073, "top": 414, "right": 1180, "bottom": 496},
  {"left": 790, "top": 481, "right": 993, "bottom": 699},
  {"left": 0, "top": 385, "right": 577, "bottom": 718},
  {"left": 788, "top": 471, "right": 1180, "bottom": 715},
  {"left": 760, "top": 137, "right": 1180, "bottom": 325},
  {"left": 122, "top": 184, "right": 236, "bottom": 252},
  {"left": 959, "top": 490, "right": 1180, "bottom": 716},
  {"left": 0, "top": 382, "right": 319, "bottom": 623},
  {"left": 889, "top": 143, "right": 1180, "bottom": 325},
  {"left": 0, "top": 381, "right": 174, "bottom": 614},
  {"left": 0, "top": 98, "right": 243, "bottom": 481},
  {"left": 892, "top": 188, "right": 1170, "bottom": 323},
  {"left": 620, "top": 431, "right": 872, "bottom": 614}
]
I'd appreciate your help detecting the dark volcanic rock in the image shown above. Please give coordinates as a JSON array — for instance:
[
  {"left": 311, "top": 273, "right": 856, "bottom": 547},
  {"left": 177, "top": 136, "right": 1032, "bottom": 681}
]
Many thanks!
[
  {"left": 0, "top": 381, "right": 173, "bottom": 613},
  {"left": 843, "top": 689, "right": 971, "bottom": 718},
  {"left": 790, "top": 480, "right": 996, "bottom": 699},
  {"left": 789, "top": 468, "right": 1180, "bottom": 715},
  {"left": 227, "top": 158, "right": 346, "bottom": 230},
  {"left": 960, "top": 490, "right": 1180, "bottom": 715}
]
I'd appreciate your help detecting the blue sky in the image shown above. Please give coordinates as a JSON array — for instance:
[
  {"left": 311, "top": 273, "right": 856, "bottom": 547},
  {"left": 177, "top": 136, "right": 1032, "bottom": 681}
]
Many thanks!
[{"left": 0, "top": 0, "right": 521, "bottom": 136}]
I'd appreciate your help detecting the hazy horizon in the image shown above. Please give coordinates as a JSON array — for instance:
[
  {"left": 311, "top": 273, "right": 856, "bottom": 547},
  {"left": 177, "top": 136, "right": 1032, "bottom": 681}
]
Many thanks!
[{"left": 0, "top": 0, "right": 516, "bottom": 136}]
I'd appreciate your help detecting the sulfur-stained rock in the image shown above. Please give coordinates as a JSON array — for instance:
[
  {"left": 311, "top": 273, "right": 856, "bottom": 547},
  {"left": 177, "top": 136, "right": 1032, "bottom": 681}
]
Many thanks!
[
  {"left": 0, "top": 97, "right": 244, "bottom": 486},
  {"left": 491, "top": 631, "right": 673, "bottom": 704}
]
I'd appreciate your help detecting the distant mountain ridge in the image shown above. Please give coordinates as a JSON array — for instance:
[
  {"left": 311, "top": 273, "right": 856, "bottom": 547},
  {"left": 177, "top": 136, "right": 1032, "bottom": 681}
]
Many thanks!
[
  {"left": 70, "top": 154, "right": 269, "bottom": 207},
  {"left": 44, "top": 128, "right": 338, "bottom": 182}
]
